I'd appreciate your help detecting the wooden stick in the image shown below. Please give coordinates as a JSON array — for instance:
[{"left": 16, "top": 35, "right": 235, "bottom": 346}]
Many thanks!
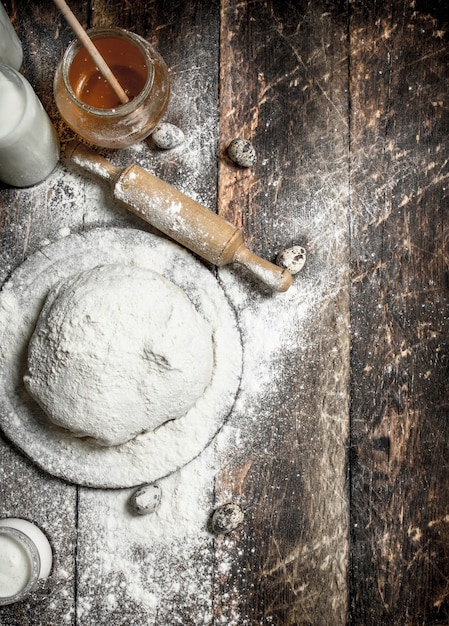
[{"left": 52, "top": 0, "right": 129, "bottom": 105}]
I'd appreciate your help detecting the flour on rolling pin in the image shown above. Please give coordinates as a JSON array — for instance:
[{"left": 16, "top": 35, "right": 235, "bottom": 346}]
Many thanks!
[{"left": 64, "top": 141, "right": 292, "bottom": 292}]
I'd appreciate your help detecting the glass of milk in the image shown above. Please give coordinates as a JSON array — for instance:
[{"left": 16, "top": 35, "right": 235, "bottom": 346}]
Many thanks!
[
  {"left": 0, "top": 518, "right": 53, "bottom": 605},
  {"left": 0, "top": 64, "right": 60, "bottom": 187},
  {"left": 0, "top": 4, "right": 23, "bottom": 71}
]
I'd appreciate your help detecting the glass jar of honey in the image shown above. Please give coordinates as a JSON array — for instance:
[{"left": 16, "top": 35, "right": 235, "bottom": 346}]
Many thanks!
[{"left": 54, "top": 27, "right": 170, "bottom": 149}]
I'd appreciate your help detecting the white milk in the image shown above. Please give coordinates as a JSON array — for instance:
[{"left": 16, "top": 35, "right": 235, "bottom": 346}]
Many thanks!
[
  {"left": 0, "top": 64, "right": 59, "bottom": 187},
  {"left": 0, "top": 532, "right": 34, "bottom": 597},
  {"left": 0, "top": 4, "right": 23, "bottom": 71},
  {"left": 0, "top": 518, "right": 53, "bottom": 605},
  {"left": 0, "top": 72, "right": 24, "bottom": 139}
]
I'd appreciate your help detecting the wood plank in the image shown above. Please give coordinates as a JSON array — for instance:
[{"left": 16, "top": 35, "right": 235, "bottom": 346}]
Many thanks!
[
  {"left": 69, "top": 1, "right": 223, "bottom": 623},
  {"left": 0, "top": 3, "right": 85, "bottom": 625},
  {"left": 349, "top": 2, "right": 449, "bottom": 623},
  {"left": 216, "top": 1, "right": 350, "bottom": 623}
]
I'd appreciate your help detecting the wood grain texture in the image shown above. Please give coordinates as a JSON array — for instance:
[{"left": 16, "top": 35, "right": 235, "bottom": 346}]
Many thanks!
[
  {"left": 217, "top": 1, "right": 350, "bottom": 624},
  {"left": 1, "top": 1, "right": 448, "bottom": 624},
  {"left": 349, "top": 2, "right": 449, "bottom": 624}
]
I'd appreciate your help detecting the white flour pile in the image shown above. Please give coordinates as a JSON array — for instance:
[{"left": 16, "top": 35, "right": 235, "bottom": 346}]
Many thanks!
[
  {"left": 0, "top": 228, "right": 242, "bottom": 489},
  {"left": 24, "top": 264, "right": 213, "bottom": 446},
  {"left": 0, "top": 182, "right": 347, "bottom": 625},
  {"left": 50, "top": 242, "right": 346, "bottom": 624}
]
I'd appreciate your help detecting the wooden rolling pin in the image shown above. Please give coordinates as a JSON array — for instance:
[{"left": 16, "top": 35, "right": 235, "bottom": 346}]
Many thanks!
[{"left": 64, "top": 141, "right": 292, "bottom": 292}]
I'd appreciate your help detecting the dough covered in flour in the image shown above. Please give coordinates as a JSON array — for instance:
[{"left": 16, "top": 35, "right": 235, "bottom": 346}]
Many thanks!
[{"left": 23, "top": 264, "right": 214, "bottom": 446}]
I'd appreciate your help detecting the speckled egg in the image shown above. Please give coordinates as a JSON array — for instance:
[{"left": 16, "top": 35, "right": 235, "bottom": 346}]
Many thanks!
[
  {"left": 151, "top": 123, "right": 185, "bottom": 150},
  {"left": 210, "top": 502, "right": 244, "bottom": 534},
  {"left": 276, "top": 245, "right": 307, "bottom": 275},
  {"left": 227, "top": 138, "right": 257, "bottom": 167},
  {"left": 129, "top": 483, "right": 162, "bottom": 515}
]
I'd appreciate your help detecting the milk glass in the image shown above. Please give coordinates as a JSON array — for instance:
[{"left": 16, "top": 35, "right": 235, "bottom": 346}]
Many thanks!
[
  {"left": 0, "top": 64, "right": 59, "bottom": 187},
  {"left": 0, "top": 3, "right": 23, "bottom": 70},
  {"left": 0, "top": 518, "right": 53, "bottom": 605}
]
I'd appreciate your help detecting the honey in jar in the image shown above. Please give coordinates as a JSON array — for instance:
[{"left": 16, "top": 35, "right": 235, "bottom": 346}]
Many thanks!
[{"left": 54, "top": 27, "right": 170, "bottom": 149}]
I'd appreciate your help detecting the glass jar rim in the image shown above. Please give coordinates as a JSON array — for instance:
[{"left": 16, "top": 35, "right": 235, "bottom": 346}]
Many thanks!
[
  {"left": 0, "top": 526, "right": 41, "bottom": 606},
  {"left": 60, "top": 26, "right": 155, "bottom": 118}
]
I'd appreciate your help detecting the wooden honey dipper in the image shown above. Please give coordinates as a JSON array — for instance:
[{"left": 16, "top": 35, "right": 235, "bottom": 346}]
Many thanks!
[{"left": 64, "top": 141, "right": 293, "bottom": 292}]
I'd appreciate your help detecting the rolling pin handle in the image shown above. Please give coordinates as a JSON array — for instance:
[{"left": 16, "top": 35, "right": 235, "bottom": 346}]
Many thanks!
[
  {"left": 63, "top": 141, "right": 120, "bottom": 183},
  {"left": 233, "top": 244, "right": 293, "bottom": 292}
]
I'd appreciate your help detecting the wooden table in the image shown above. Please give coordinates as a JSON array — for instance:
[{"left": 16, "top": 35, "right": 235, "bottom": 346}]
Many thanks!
[{"left": 1, "top": 1, "right": 448, "bottom": 624}]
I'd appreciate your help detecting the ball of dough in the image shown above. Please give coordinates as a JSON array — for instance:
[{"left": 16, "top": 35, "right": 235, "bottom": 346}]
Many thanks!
[{"left": 23, "top": 265, "right": 214, "bottom": 446}]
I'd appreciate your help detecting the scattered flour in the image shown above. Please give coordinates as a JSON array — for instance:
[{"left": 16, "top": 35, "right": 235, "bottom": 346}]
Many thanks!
[
  {"left": 0, "top": 210, "right": 346, "bottom": 624},
  {"left": 0, "top": 53, "right": 349, "bottom": 624},
  {"left": 0, "top": 163, "right": 348, "bottom": 625},
  {"left": 44, "top": 229, "right": 345, "bottom": 623},
  {"left": 57, "top": 227, "right": 71, "bottom": 238}
]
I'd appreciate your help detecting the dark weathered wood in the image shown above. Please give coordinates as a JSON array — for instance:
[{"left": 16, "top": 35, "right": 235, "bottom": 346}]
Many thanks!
[
  {"left": 349, "top": 2, "right": 449, "bottom": 624},
  {"left": 2, "top": 1, "right": 449, "bottom": 624},
  {"left": 217, "top": 1, "right": 350, "bottom": 624}
]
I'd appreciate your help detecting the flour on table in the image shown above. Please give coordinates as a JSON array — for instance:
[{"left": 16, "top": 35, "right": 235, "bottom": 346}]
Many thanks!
[
  {"left": 23, "top": 264, "right": 213, "bottom": 447},
  {"left": 0, "top": 228, "right": 242, "bottom": 487},
  {"left": 1, "top": 63, "right": 348, "bottom": 622}
]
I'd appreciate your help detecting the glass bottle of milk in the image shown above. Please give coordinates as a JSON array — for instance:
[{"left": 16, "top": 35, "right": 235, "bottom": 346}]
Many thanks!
[
  {"left": 0, "top": 3, "right": 23, "bottom": 70},
  {"left": 0, "top": 64, "right": 59, "bottom": 187},
  {"left": 0, "top": 518, "right": 53, "bottom": 605}
]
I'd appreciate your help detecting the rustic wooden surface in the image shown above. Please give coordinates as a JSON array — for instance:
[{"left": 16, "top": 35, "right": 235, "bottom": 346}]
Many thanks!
[
  {"left": 349, "top": 2, "right": 449, "bottom": 624},
  {"left": 0, "top": 1, "right": 447, "bottom": 625}
]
